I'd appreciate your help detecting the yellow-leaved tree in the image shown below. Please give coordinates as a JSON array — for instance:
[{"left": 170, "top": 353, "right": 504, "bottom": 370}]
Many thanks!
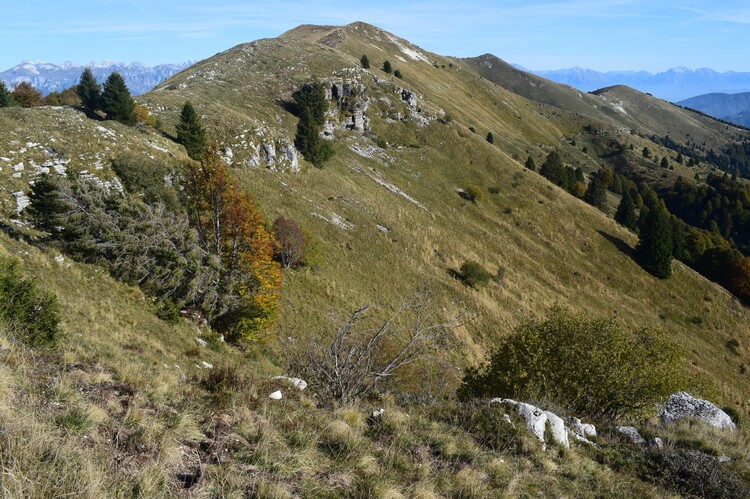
[{"left": 183, "top": 144, "right": 281, "bottom": 341}]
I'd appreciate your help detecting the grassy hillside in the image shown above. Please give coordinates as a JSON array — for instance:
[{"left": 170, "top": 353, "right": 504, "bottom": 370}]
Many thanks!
[{"left": 1, "top": 20, "right": 749, "bottom": 496}]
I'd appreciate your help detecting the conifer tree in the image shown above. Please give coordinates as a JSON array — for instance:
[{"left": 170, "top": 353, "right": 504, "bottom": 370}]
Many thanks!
[
  {"left": 486, "top": 132, "right": 494, "bottom": 144},
  {"left": 26, "top": 173, "right": 70, "bottom": 236},
  {"left": 292, "top": 81, "right": 333, "bottom": 167},
  {"left": 295, "top": 107, "right": 333, "bottom": 167},
  {"left": 360, "top": 55, "right": 370, "bottom": 69},
  {"left": 524, "top": 156, "right": 536, "bottom": 171},
  {"left": 0, "top": 81, "right": 12, "bottom": 107},
  {"left": 614, "top": 190, "right": 637, "bottom": 230},
  {"left": 583, "top": 176, "right": 607, "bottom": 211},
  {"left": 636, "top": 204, "right": 673, "bottom": 278},
  {"left": 100, "top": 72, "right": 135, "bottom": 123},
  {"left": 176, "top": 101, "right": 207, "bottom": 160},
  {"left": 77, "top": 67, "right": 101, "bottom": 111},
  {"left": 383, "top": 60, "right": 393, "bottom": 74},
  {"left": 292, "top": 82, "right": 327, "bottom": 126},
  {"left": 660, "top": 157, "right": 669, "bottom": 169}
]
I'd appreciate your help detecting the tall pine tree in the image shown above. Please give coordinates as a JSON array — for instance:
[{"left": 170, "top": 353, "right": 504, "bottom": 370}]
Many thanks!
[
  {"left": 636, "top": 204, "right": 673, "bottom": 278},
  {"left": 583, "top": 176, "right": 607, "bottom": 211},
  {"left": 176, "top": 102, "right": 207, "bottom": 160},
  {"left": 295, "top": 107, "right": 332, "bottom": 167},
  {"left": 614, "top": 190, "right": 637, "bottom": 230},
  {"left": 77, "top": 67, "right": 101, "bottom": 111},
  {"left": 100, "top": 72, "right": 135, "bottom": 123}
]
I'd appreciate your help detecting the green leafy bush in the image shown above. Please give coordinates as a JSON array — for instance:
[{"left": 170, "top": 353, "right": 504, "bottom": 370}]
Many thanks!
[
  {"left": 459, "top": 261, "right": 491, "bottom": 288},
  {"left": 0, "top": 256, "right": 60, "bottom": 347},
  {"left": 459, "top": 309, "right": 687, "bottom": 420}
]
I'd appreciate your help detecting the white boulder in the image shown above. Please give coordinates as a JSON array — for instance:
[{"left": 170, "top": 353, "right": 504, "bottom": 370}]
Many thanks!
[
  {"left": 269, "top": 390, "right": 283, "bottom": 400},
  {"left": 272, "top": 376, "right": 308, "bottom": 391},
  {"left": 660, "top": 392, "right": 735, "bottom": 430}
]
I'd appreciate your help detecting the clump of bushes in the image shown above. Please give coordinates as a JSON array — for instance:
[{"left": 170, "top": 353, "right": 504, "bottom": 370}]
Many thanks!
[
  {"left": 0, "top": 256, "right": 60, "bottom": 347},
  {"left": 460, "top": 309, "right": 688, "bottom": 420},
  {"left": 459, "top": 260, "right": 491, "bottom": 288}
]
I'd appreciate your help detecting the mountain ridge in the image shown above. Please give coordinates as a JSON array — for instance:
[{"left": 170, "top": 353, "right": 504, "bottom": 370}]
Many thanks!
[
  {"left": 525, "top": 65, "right": 750, "bottom": 101},
  {"left": 0, "top": 60, "right": 191, "bottom": 96}
]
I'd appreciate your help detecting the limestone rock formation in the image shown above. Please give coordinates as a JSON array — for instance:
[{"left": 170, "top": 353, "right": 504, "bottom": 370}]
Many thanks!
[{"left": 660, "top": 392, "right": 736, "bottom": 430}]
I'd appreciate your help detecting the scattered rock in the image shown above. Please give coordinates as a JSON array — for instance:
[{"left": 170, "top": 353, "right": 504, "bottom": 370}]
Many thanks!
[
  {"left": 220, "top": 147, "right": 233, "bottom": 165},
  {"left": 615, "top": 426, "right": 647, "bottom": 446},
  {"left": 196, "top": 338, "right": 207, "bottom": 347},
  {"left": 660, "top": 392, "right": 736, "bottom": 430},
  {"left": 54, "top": 255, "right": 65, "bottom": 264},
  {"left": 651, "top": 437, "right": 664, "bottom": 449},
  {"left": 568, "top": 417, "right": 597, "bottom": 444},
  {"left": 201, "top": 361, "right": 214, "bottom": 369},
  {"left": 372, "top": 408, "right": 385, "bottom": 418},
  {"left": 269, "top": 390, "right": 283, "bottom": 400},
  {"left": 502, "top": 413, "right": 515, "bottom": 427},
  {"left": 272, "top": 376, "right": 308, "bottom": 391}
]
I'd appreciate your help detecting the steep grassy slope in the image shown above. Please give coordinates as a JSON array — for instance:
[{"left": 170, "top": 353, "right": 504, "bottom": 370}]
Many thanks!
[
  {"left": 2, "top": 232, "right": 749, "bottom": 497},
  {"left": 138, "top": 22, "right": 750, "bottom": 406}
]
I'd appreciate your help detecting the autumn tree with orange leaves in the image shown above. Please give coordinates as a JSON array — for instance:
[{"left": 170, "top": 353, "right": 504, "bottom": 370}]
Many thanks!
[{"left": 183, "top": 144, "right": 281, "bottom": 341}]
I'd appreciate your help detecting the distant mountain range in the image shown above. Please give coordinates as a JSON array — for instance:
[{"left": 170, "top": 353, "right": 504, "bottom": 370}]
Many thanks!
[
  {"left": 521, "top": 66, "right": 750, "bottom": 102},
  {"left": 677, "top": 92, "right": 750, "bottom": 127},
  {"left": 0, "top": 61, "right": 191, "bottom": 96}
]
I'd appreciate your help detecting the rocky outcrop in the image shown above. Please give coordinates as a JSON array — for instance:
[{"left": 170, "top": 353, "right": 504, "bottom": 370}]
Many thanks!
[
  {"left": 660, "top": 392, "right": 736, "bottom": 430},
  {"left": 323, "top": 78, "right": 370, "bottom": 133},
  {"left": 490, "top": 398, "right": 597, "bottom": 449},
  {"left": 401, "top": 89, "right": 417, "bottom": 108}
]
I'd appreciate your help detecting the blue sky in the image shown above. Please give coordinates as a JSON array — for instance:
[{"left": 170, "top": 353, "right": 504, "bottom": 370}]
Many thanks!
[{"left": 4, "top": 0, "right": 750, "bottom": 72}]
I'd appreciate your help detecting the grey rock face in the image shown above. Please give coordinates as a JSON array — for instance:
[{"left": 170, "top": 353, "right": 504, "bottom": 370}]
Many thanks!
[
  {"left": 401, "top": 89, "right": 418, "bottom": 108},
  {"left": 660, "top": 392, "right": 736, "bottom": 430},
  {"left": 615, "top": 426, "right": 647, "bottom": 446}
]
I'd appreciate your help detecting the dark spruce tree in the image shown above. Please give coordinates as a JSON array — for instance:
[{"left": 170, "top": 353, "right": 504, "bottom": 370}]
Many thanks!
[
  {"left": 76, "top": 67, "right": 101, "bottom": 111},
  {"left": 614, "top": 190, "right": 638, "bottom": 230},
  {"left": 176, "top": 102, "right": 207, "bottom": 160},
  {"left": 295, "top": 107, "right": 333, "bottom": 167},
  {"left": 382, "top": 60, "right": 393, "bottom": 74},
  {"left": 100, "top": 72, "right": 135, "bottom": 124},
  {"left": 394, "top": 69, "right": 403, "bottom": 79},
  {"left": 0, "top": 81, "right": 12, "bottom": 108},
  {"left": 25, "top": 173, "right": 69, "bottom": 236},
  {"left": 524, "top": 156, "right": 536, "bottom": 171},
  {"left": 292, "top": 82, "right": 327, "bottom": 126},
  {"left": 583, "top": 176, "right": 607, "bottom": 211},
  {"left": 486, "top": 132, "right": 494, "bottom": 144},
  {"left": 360, "top": 55, "right": 370, "bottom": 69},
  {"left": 636, "top": 204, "right": 673, "bottom": 278},
  {"left": 660, "top": 157, "right": 669, "bottom": 169}
]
